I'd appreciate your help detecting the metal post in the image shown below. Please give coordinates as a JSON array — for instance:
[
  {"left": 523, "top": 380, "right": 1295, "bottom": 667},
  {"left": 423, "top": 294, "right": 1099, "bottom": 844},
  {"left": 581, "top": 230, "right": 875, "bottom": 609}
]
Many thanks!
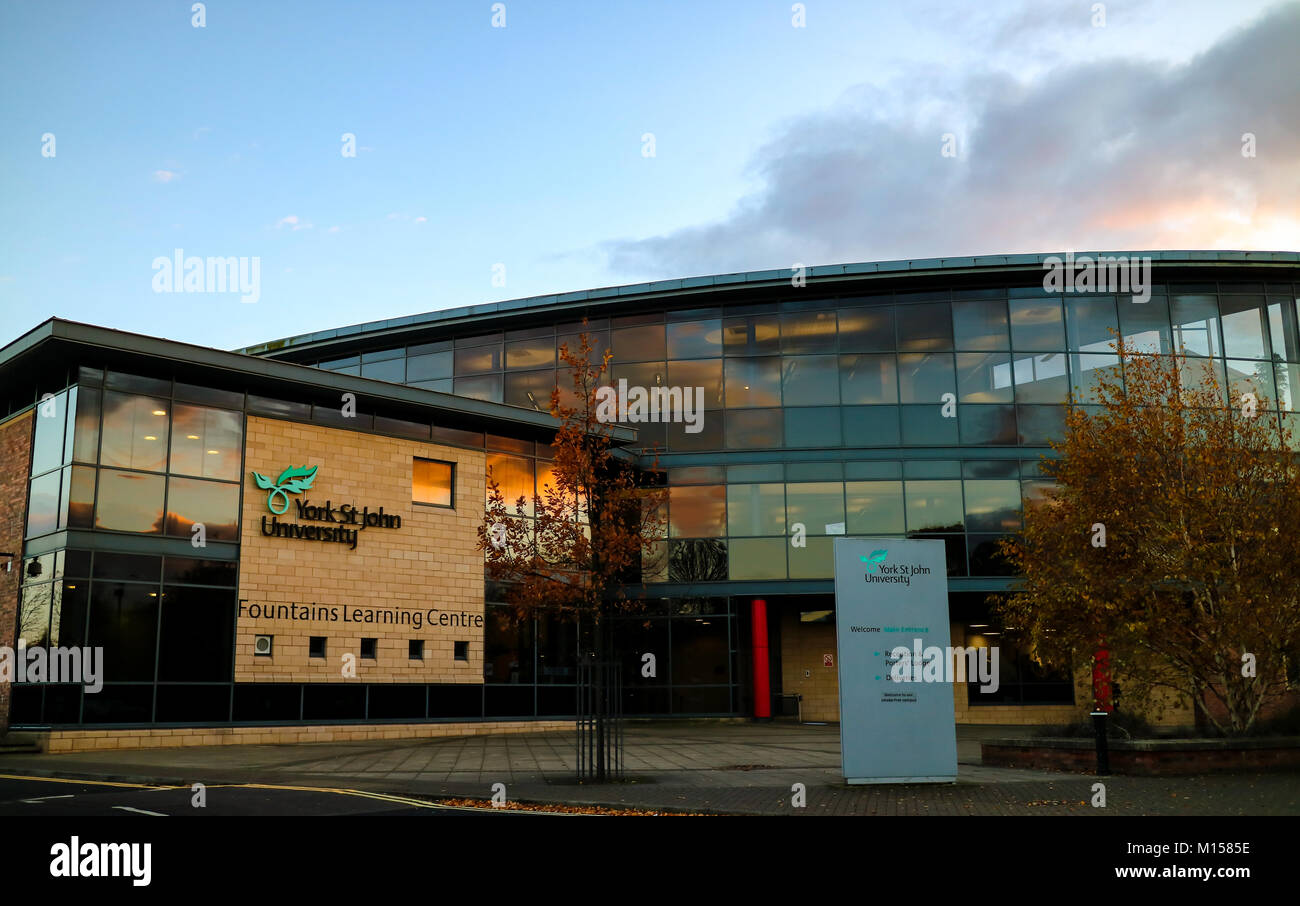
[{"left": 1090, "top": 710, "right": 1110, "bottom": 775}]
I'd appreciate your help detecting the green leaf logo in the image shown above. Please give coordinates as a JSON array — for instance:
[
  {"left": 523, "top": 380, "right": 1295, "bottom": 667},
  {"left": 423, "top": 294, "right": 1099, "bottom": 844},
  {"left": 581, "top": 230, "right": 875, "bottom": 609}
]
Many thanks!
[
  {"left": 860, "top": 549, "right": 888, "bottom": 572},
  {"left": 253, "top": 465, "right": 318, "bottom": 514}
]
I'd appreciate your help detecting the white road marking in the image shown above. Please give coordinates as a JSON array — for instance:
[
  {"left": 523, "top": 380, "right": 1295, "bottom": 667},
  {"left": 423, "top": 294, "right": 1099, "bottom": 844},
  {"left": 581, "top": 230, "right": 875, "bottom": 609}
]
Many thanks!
[
  {"left": 19, "top": 794, "right": 75, "bottom": 803},
  {"left": 112, "top": 806, "right": 168, "bottom": 816}
]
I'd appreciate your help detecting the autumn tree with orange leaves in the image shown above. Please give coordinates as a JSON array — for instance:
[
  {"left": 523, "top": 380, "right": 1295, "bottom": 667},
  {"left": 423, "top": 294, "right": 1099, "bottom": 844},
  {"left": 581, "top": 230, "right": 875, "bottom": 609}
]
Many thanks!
[
  {"left": 477, "top": 328, "right": 667, "bottom": 776},
  {"left": 997, "top": 338, "right": 1300, "bottom": 735}
]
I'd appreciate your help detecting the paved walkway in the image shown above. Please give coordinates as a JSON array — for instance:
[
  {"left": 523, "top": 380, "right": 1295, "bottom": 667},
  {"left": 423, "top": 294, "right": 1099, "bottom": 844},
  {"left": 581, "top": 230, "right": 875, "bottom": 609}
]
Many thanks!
[{"left": 2, "top": 722, "right": 1297, "bottom": 815}]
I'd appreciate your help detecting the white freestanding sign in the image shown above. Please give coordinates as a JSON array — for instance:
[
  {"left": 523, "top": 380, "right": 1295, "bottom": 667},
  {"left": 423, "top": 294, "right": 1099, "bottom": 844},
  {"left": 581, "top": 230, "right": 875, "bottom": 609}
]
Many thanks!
[{"left": 833, "top": 537, "right": 957, "bottom": 784}]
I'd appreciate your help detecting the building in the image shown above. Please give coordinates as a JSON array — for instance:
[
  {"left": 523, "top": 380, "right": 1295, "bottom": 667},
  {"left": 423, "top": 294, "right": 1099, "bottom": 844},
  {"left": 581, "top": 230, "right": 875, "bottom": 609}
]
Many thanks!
[{"left": 3, "top": 250, "right": 1298, "bottom": 749}]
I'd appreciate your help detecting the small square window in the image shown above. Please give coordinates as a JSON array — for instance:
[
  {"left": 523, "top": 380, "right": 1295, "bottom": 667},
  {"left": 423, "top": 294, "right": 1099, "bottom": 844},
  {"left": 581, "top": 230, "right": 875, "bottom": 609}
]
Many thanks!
[
  {"left": 409, "top": 640, "right": 424, "bottom": 660},
  {"left": 454, "top": 640, "right": 469, "bottom": 661},
  {"left": 360, "top": 638, "right": 378, "bottom": 660},
  {"left": 309, "top": 636, "right": 327, "bottom": 659},
  {"left": 254, "top": 635, "right": 273, "bottom": 657},
  {"left": 413, "top": 458, "right": 454, "bottom": 507}
]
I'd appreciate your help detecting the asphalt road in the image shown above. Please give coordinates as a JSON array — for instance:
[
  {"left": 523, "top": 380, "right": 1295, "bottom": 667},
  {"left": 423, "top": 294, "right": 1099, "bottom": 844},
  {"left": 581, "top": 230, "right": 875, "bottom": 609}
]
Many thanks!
[{"left": 0, "top": 774, "right": 532, "bottom": 816}]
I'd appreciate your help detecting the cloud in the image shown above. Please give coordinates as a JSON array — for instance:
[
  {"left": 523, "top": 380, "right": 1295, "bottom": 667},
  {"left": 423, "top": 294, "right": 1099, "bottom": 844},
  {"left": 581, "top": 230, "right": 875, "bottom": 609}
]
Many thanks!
[
  {"left": 414, "top": 216, "right": 427, "bottom": 224},
  {"left": 603, "top": 3, "right": 1300, "bottom": 278},
  {"left": 152, "top": 170, "right": 179, "bottom": 183},
  {"left": 276, "top": 215, "right": 313, "bottom": 230}
]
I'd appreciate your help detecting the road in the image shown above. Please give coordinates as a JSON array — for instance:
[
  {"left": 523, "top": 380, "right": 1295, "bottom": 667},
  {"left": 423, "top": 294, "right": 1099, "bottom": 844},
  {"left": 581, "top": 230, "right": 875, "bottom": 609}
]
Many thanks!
[{"left": 0, "top": 774, "right": 535, "bottom": 816}]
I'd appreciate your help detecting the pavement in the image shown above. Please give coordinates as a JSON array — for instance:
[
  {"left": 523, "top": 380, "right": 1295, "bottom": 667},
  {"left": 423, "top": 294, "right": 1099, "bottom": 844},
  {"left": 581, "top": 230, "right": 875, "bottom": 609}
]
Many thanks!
[{"left": 2, "top": 721, "right": 1298, "bottom": 815}]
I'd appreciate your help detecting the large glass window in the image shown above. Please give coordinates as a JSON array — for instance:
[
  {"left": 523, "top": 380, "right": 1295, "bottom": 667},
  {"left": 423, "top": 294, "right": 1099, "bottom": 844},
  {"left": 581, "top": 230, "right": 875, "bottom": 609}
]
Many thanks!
[
  {"left": 486, "top": 453, "right": 535, "bottom": 516},
  {"left": 783, "top": 407, "right": 841, "bottom": 447},
  {"left": 781, "top": 311, "right": 837, "bottom": 354},
  {"left": 725, "top": 409, "right": 783, "bottom": 449},
  {"left": 898, "top": 353, "right": 956, "bottom": 403},
  {"left": 1009, "top": 298, "right": 1065, "bottom": 351},
  {"left": 505, "top": 337, "right": 556, "bottom": 370},
  {"left": 454, "top": 344, "right": 503, "bottom": 374},
  {"left": 361, "top": 358, "right": 405, "bottom": 382},
  {"left": 1065, "top": 296, "right": 1118, "bottom": 353},
  {"left": 840, "top": 354, "right": 897, "bottom": 404},
  {"left": 728, "top": 538, "right": 787, "bottom": 580},
  {"left": 31, "top": 390, "right": 69, "bottom": 477},
  {"left": 845, "top": 481, "right": 905, "bottom": 533},
  {"left": 611, "top": 324, "right": 667, "bottom": 361},
  {"left": 896, "top": 302, "right": 952, "bottom": 351},
  {"left": 1012, "top": 353, "right": 1069, "bottom": 403},
  {"left": 157, "top": 585, "right": 235, "bottom": 682},
  {"left": 952, "top": 300, "right": 1010, "bottom": 350},
  {"left": 722, "top": 316, "right": 779, "bottom": 356},
  {"left": 1118, "top": 295, "right": 1173, "bottom": 354},
  {"left": 785, "top": 482, "right": 844, "bottom": 535},
  {"left": 406, "top": 351, "right": 454, "bottom": 382},
  {"left": 453, "top": 374, "right": 503, "bottom": 402},
  {"left": 667, "top": 359, "right": 723, "bottom": 409},
  {"left": 169, "top": 404, "right": 242, "bottom": 480},
  {"left": 1171, "top": 295, "right": 1222, "bottom": 357},
  {"left": 788, "top": 536, "right": 834, "bottom": 578},
  {"left": 1069, "top": 353, "right": 1123, "bottom": 403},
  {"left": 164, "top": 477, "right": 240, "bottom": 540},
  {"left": 957, "top": 353, "right": 1013, "bottom": 403},
  {"left": 726, "top": 483, "right": 785, "bottom": 536},
  {"left": 666, "top": 320, "right": 722, "bottom": 359},
  {"left": 26, "top": 471, "right": 61, "bottom": 537},
  {"left": 71, "top": 385, "right": 101, "bottom": 464},
  {"left": 963, "top": 479, "right": 1022, "bottom": 532},
  {"left": 95, "top": 469, "right": 165, "bottom": 533},
  {"left": 959, "top": 405, "right": 1018, "bottom": 445},
  {"left": 668, "top": 485, "right": 726, "bottom": 537},
  {"left": 1219, "top": 296, "right": 1268, "bottom": 360},
  {"left": 838, "top": 305, "right": 895, "bottom": 352},
  {"left": 904, "top": 480, "right": 963, "bottom": 531},
  {"left": 724, "top": 358, "right": 781, "bottom": 407},
  {"left": 843, "top": 406, "right": 901, "bottom": 447},
  {"left": 100, "top": 392, "right": 170, "bottom": 472},
  {"left": 781, "top": 355, "right": 840, "bottom": 406},
  {"left": 88, "top": 582, "right": 160, "bottom": 682},
  {"left": 504, "top": 370, "right": 557, "bottom": 411}
]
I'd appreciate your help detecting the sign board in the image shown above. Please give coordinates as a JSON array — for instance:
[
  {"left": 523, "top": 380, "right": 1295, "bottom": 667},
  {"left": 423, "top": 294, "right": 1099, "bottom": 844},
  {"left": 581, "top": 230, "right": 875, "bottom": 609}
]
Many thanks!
[
  {"left": 833, "top": 537, "right": 957, "bottom": 784},
  {"left": 823, "top": 653, "right": 833, "bottom": 668}
]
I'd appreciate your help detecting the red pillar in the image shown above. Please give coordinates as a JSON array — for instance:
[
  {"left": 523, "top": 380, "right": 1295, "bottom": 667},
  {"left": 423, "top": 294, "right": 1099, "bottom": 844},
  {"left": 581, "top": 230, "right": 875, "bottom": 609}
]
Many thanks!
[
  {"left": 1092, "top": 646, "right": 1113, "bottom": 712},
  {"left": 751, "top": 598, "right": 771, "bottom": 719}
]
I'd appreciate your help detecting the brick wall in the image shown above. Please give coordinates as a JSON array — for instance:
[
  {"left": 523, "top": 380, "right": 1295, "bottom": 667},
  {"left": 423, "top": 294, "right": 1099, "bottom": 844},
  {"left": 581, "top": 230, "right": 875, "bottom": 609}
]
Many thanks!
[
  {"left": 0, "top": 411, "right": 33, "bottom": 733},
  {"left": 237, "top": 416, "right": 487, "bottom": 684},
  {"left": 779, "top": 610, "right": 840, "bottom": 721}
]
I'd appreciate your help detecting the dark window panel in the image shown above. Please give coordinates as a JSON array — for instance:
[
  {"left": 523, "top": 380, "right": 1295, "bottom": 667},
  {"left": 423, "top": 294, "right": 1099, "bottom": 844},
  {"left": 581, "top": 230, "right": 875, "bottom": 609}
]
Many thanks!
[
  {"left": 842, "top": 406, "right": 901, "bottom": 447},
  {"left": 896, "top": 302, "right": 953, "bottom": 351}
]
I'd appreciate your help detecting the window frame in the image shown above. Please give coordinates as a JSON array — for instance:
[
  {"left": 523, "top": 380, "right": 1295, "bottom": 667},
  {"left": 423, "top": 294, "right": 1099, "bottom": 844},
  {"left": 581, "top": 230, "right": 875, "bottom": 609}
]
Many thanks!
[{"left": 413, "top": 457, "right": 456, "bottom": 509}]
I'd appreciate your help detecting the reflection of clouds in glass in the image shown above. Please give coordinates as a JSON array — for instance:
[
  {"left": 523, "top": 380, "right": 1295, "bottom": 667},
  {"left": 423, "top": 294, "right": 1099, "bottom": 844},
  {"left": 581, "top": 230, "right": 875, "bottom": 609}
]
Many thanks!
[{"left": 95, "top": 470, "right": 164, "bottom": 533}]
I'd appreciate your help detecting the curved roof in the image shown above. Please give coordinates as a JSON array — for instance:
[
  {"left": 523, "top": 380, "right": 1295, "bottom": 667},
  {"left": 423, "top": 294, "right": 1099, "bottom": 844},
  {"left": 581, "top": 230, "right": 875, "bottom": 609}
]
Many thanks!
[{"left": 239, "top": 250, "right": 1300, "bottom": 358}]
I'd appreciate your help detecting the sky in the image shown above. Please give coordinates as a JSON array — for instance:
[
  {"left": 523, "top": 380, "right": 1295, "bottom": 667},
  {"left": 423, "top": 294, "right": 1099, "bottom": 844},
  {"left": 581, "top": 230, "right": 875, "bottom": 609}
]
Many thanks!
[{"left": 1, "top": 0, "right": 1297, "bottom": 351}]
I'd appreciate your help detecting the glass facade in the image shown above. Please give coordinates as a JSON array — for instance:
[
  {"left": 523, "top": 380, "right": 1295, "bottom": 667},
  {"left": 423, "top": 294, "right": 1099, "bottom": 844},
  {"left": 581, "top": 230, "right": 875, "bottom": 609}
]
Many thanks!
[
  {"left": 308, "top": 283, "right": 1300, "bottom": 585},
  {"left": 8, "top": 266, "right": 1297, "bottom": 726}
]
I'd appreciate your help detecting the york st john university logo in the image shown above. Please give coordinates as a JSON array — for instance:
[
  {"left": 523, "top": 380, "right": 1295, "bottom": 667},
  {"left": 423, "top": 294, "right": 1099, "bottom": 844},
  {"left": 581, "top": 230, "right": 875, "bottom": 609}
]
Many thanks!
[
  {"left": 251, "top": 465, "right": 318, "bottom": 514},
  {"left": 860, "top": 549, "right": 888, "bottom": 574}
]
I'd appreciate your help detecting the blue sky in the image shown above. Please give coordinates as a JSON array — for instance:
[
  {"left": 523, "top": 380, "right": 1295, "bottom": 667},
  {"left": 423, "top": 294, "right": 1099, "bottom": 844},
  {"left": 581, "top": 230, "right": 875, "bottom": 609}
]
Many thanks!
[{"left": 1, "top": 0, "right": 1296, "bottom": 350}]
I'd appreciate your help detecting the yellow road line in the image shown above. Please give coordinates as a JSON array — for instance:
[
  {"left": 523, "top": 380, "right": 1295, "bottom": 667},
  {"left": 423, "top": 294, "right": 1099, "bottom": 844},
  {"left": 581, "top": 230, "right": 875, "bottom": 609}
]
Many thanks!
[{"left": 0, "top": 773, "right": 181, "bottom": 791}]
